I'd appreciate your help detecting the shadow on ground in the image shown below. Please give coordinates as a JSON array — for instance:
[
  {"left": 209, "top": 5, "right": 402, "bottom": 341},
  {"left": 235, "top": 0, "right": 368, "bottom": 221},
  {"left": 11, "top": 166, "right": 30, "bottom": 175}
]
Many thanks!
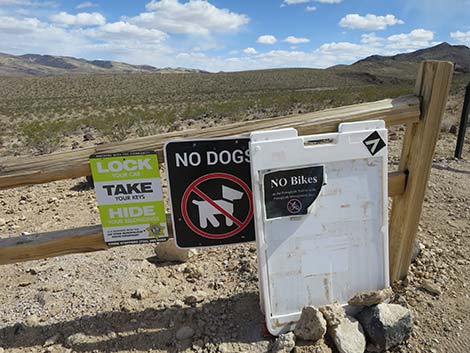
[{"left": 0, "top": 291, "right": 266, "bottom": 352}]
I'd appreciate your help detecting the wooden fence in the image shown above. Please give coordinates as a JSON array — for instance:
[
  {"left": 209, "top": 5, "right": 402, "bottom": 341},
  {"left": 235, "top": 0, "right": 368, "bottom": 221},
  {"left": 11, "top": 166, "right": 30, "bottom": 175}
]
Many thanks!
[{"left": 0, "top": 61, "right": 453, "bottom": 282}]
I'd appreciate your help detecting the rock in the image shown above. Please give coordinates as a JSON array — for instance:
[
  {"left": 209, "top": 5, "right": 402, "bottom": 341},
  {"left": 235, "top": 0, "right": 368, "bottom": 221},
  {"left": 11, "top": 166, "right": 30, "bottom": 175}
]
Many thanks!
[
  {"left": 25, "top": 314, "right": 40, "bottom": 326},
  {"left": 184, "top": 290, "right": 207, "bottom": 305},
  {"left": 293, "top": 339, "right": 332, "bottom": 353},
  {"left": 65, "top": 333, "right": 88, "bottom": 347},
  {"left": 0, "top": 218, "right": 6, "bottom": 226},
  {"left": 449, "top": 124, "right": 458, "bottom": 135},
  {"left": 294, "top": 306, "right": 327, "bottom": 341},
  {"left": 47, "top": 197, "right": 59, "bottom": 204},
  {"left": 271, "top": 332, "right": 296, "bottom": 353},
  {"left": 44, "top": 333, "right": 61, "bottom": 347},
  {"left": 155, "top": 239, "right": 193, "bottom": 262},
  {"left": 357, "top": 303, "right": 412, "bottom": 352},
  {"left": 183, "top": 263, "right": 203, "bottom": 280},
  {"left": 411, "top": 240, "right": 424, "bottom": 263},
  {"left": 83, "top": 132, "right": 95, "bottom": 141},
  {"left": 319, "top": 303, "right": 345, "bottom": 328},
  {"left": 131, "top": 288, "right": 148, "bottom": 300},
  {"left": 176, "top": 326, "right": 195, "bottom": 340},
  {"left": 420, "top": 280, "right": 441, "bottom": 296},
  {"left": 348, "top": 288, "right": 393, "bottom": 307},
  {"left": 330, "top": 316, "right": 366, "bottom": 353},
  {"left": 45, "top": 345, "right": 71, "bottom": 353}
]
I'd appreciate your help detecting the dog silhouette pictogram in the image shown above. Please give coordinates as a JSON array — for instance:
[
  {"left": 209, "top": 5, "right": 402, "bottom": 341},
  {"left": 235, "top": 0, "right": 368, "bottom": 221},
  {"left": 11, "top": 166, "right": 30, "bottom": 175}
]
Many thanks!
[{"left": 192, "top": 185, "right": 244, "bottom": 228}]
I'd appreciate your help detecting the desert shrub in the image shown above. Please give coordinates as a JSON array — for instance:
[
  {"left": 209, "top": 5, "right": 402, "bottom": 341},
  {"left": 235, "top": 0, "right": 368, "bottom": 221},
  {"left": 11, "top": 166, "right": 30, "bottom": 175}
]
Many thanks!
[{"left": 20, "top": 120, "right": 67, "bottom": 154}]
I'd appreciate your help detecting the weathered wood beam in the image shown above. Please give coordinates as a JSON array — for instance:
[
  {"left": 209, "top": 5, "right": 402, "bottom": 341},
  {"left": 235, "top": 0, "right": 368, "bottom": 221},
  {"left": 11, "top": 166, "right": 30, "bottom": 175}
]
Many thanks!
[
  {"left": 0, "top": 95, "right": 420, "bottom": 190},
  {"left": 389, "top": 61, "right": 454, "bottom": 282},
  {"left": 0, "top": 172, "right": 406, "bottom": 265}
]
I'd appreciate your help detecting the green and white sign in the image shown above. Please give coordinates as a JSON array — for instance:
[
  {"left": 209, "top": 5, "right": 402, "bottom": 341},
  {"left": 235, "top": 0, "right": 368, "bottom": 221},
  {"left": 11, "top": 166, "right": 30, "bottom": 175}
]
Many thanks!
[{"left": 90, "top": 151, "right": 168, "bottom": 246}]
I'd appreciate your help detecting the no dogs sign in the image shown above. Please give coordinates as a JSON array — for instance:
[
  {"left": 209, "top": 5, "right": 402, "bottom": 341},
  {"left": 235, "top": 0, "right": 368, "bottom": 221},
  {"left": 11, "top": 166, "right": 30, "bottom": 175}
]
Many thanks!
[
  {"left": 165, "top": 138, "right": 255, "bottom": 248},
  {"left": 90, "top": 151, "right": 168, "bottom": 246}
]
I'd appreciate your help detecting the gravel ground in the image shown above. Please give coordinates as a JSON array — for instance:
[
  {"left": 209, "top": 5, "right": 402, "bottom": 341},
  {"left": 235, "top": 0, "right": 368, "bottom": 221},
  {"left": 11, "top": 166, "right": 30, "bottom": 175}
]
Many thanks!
[{"left": 0, "top": 97, "right": 469, "bottom": 353}]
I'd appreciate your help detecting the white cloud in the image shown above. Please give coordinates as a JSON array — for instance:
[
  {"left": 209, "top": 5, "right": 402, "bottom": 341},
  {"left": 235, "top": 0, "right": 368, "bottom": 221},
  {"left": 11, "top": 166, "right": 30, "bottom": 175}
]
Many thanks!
[
  {"left": 257, "top": 35, "right": 277, "bottom": 45},
  {"left": 129, "top": 0, "right": 249, "bottom": 36},
  {"left": 284, "top": 36, "right": 310, "bottom": 44},
  {"left": 360, "top": 32, "right": 384, "bottom": 45},
  {"left": 450, "top": 30, "right": 470, "bottom": 44},
  {"left": 314, "top": 0, "right": 342, "bottom": 3},
  {"left": 50, "top": 11, "right": 105, "bottom": 26},
  {"left": 76, "top": 1, "right": 98, "bottom": 9},
  {"left": 84, "top": 21, "right": 167, "bottom": 42},
  {"left": 283, "top": 0, "right": 310, "bottom": 4},
  {"left": 0, "top": 0, "right": 56, "bottom": 6},
  {"left": 243, "top": 47, "right": 257, "bottom": 55},
  {"left": 340, "top": 14, "right": 404, "bottom": 30},
  {"left": 387, "top": 29, "right": 434, "bottom": 50},
  {"left": 306, "top": 5, "right": 317, "bottom": 11},
  {"left": 0, "top": 15, "right": 88, "bottom": 56}
]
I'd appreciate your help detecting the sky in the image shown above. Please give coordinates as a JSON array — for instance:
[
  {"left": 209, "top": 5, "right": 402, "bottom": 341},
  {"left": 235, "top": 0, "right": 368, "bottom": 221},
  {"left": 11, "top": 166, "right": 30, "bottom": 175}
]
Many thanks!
[{"left": 0, "top": 0, "right": 469, "bottom": 72}]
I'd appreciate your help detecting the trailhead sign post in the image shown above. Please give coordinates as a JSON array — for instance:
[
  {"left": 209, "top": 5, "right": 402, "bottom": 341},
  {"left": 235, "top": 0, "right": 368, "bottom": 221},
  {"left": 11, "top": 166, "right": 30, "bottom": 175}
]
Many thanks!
[
  {"left": 250, "top": 121, "right": 389, "bottom": 335},
  {"left": 90, "top": 151, "right": 168, "bottom": 246},
  {"left": 165, "top": 138, "right": 255, "bottom": 248}
]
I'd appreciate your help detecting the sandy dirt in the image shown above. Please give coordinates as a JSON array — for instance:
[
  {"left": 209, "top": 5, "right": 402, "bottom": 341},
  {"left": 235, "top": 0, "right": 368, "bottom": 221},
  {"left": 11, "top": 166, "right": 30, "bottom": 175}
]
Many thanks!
[{"left": 0, "top": 95, "right": 469, "bottom": 353}]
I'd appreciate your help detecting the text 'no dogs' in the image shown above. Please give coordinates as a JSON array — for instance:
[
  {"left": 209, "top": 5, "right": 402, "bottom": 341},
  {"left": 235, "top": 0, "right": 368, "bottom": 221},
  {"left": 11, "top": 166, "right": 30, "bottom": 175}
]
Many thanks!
[{"left": 165, "top": 138, "right": 255, "bottom": 248}]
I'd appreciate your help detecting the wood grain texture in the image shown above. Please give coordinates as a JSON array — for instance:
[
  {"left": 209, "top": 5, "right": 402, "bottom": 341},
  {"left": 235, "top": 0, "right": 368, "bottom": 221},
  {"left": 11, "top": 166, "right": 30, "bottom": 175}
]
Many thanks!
[
  {"left": 0, "top": 172, "right": 405, "bottom": 265},
  {"left": 389, "top": 61, "right": 454, "bottom": 282},
  {"left": 0, "top": 95, "right": 420, "bottom": 190}
]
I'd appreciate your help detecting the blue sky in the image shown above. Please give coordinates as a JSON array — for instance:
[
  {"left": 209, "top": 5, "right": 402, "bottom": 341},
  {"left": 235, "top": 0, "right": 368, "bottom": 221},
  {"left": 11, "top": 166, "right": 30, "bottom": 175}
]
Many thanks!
[{"left": 0, "top": 0, "right": 469, "bottom": 71}]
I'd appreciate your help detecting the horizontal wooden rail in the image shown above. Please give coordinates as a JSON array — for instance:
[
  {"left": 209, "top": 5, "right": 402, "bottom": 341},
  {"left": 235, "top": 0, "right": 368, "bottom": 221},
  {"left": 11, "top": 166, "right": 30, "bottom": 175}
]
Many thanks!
[
  {"left": 0, "top": 95, "right": 420, "bottom": 190},
  {"left": 0, "top": 172, "right": 406, "bottom": 265}
]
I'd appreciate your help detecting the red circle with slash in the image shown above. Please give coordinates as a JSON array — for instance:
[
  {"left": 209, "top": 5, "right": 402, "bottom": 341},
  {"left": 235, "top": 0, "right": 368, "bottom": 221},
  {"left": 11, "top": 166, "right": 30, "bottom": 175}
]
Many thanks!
[{"left": 181, "top": 172, "right": 253, "bottom": 239}]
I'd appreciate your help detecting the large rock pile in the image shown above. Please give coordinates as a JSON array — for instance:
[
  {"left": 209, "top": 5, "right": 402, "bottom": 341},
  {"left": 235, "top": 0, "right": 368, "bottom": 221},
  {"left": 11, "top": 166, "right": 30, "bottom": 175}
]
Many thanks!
[{"left": 271, "top": 288, "right": 412, "bottom": 353}]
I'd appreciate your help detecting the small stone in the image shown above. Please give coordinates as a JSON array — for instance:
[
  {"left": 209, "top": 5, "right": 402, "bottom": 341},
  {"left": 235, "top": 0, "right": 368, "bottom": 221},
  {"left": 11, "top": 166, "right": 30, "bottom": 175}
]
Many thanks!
[
  {"left": 184, "top": 290, "right": 207, "bottom": 305},
  {"left": 330, "top": 316, "right": 366, "bottom": 353},
  {"left": 411, "top": 240, "right": 424, "bottom": 263},
  {"left": 176, "top": 326, "right": 195, "bottom": 340},
  {"left": 0, "top": 218, "right": 6, "bottom": 226},
  {"left": 131, "top": 288, "right": 148, "bottom": 300},
  {"left": 25, "top": 314, "right": 40, "bottom": 326},
  {"left": 271, "top": 332, "right": 296, "bottom": 353},
  {"left": 357, "top": 303, "right": 412, "bottom": 352},
  {"left": 319, "top": 303, "right": 345, "bottom": 328},
  {"left": 420, "top": 280, "right": 441, "bottom": 296},
  {"left": 294, "top": 306, "right": 327, "bottom": 341},
  {"left": 449, "top": 124, "right": 458, "bottom": 135},
  {"left": 44, "top": 333, "right": 61, "bottom": 347},
  {"left": 65, "top": 333, "right": 88, "bottom": 347},
  {"left": 183, "top": 263, "right": 203, "bottom": 280},
  {"left": 155, "top": 239, "right": 193, "bottom": 262},
  {"left": 83, "top": 132, "right": 95, "bottom": 141},
  {"left": 293, "top": 339, "right": 332, "bottom": 353},
  {"left": 348, "top": 288, "right": 393, "bottom": 307},
  {"left": 47, "top": 197, "right": 59, "bottom": 204}
]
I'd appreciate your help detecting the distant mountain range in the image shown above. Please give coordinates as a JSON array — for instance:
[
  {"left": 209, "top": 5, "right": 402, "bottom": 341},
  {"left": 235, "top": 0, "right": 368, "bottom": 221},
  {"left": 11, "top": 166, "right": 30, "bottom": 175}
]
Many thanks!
[
  {"left": 354, "top": 42, "right": 470, "bottom": 73},
  {"left": 0, "top": 42, "right": 469, "bottom": 76},
  {"left": 0, "top": 53, "right": 209, "bottom": 76}
]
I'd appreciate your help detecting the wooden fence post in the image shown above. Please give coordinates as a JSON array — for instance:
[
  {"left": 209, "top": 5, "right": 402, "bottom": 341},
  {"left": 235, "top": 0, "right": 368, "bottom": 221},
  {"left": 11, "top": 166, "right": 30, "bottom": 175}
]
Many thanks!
[{"left": 389, "top": 61, "right": 453, "bottom": 282}]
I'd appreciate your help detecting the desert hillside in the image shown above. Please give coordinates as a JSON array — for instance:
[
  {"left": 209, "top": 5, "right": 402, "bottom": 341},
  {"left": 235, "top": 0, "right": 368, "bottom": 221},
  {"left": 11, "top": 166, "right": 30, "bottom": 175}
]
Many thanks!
[{"left": 0, "top": 44, "right": 469, "bottom": 353}]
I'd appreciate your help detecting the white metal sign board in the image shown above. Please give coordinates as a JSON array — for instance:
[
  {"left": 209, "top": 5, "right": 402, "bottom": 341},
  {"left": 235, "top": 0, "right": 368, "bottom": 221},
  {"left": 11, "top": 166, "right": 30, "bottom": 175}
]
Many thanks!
[{"left": 249, "top": 120, "right": 389, "bottom": 335}]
